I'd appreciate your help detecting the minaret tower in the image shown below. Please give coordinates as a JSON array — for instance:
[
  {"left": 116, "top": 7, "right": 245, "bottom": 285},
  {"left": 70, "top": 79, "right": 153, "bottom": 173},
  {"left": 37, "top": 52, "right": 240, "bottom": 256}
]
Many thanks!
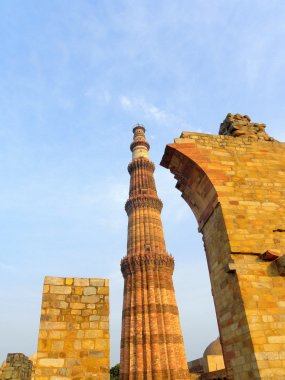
[{"left": 120, "top": 125, "right": 189, "bottom": 380}]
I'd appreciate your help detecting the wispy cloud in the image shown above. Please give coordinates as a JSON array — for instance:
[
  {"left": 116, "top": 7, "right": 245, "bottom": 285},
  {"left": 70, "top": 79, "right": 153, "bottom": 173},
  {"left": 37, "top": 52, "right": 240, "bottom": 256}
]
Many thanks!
[
  {"left": 119, "top": 95, "right": 193, "bottom": 129},
  {"left": 120, "top": 95, "right": 132, "bottom": 109},
  {"left": 120, "top": 95, "right": 168, "bottom": 122}
]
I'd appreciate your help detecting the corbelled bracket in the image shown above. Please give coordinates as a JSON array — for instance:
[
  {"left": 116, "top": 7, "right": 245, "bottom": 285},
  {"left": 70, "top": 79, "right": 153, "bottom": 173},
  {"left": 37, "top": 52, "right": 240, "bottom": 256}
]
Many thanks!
[
  {"left": 260, "top": 250, "right": 280, "bottom": 261},
  {"left": 275, "top": 255, "right": 285, "bottom": 276},
  {"left": 260, "top": 250, "right": 285, "bottom": 276}
]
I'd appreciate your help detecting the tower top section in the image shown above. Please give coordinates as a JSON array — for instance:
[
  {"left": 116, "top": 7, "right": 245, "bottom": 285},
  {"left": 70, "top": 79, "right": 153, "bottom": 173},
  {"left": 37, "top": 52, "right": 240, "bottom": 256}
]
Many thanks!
[
  {"left": 132, "top": 123, "right": 146, "bottom": 134},
  {"left": 130, "top": 123, "right": 150, "bottom": 160}
]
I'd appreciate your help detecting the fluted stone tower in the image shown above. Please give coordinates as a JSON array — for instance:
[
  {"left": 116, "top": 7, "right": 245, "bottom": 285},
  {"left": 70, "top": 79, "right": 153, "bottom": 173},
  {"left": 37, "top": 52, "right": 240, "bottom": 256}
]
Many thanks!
[{"left": 120, "top": 125, "right": 189, "bottom": 380}]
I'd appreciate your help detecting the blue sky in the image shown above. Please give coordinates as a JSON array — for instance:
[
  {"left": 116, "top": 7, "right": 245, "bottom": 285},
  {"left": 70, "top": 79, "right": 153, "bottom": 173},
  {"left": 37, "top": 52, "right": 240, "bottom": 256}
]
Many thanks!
[{"left": 0, "top": 0, "right": 284, "bottom": 366}]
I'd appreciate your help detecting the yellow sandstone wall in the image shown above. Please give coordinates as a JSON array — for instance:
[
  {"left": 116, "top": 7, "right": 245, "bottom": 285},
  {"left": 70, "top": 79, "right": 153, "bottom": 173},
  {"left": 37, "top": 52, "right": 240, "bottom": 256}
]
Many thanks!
[
  {"left": 161, "top": 115, "right": 285, "bottom": 380},
  {"left": 35, "top": 276, "right": 109, "bottom": 380}
]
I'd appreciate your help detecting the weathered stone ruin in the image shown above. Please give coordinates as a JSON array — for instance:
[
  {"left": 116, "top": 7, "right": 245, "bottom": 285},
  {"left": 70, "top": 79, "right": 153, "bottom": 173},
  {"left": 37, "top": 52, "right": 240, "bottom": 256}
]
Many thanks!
[
  {"left": 161, "top": 114, "right": 285, "bottom": 379},
  {"left": 0, "top": 353, "right": 32, "bottom": 380},
  {"left": 219, "top": 113, "right": 275, "bottom": 141}
]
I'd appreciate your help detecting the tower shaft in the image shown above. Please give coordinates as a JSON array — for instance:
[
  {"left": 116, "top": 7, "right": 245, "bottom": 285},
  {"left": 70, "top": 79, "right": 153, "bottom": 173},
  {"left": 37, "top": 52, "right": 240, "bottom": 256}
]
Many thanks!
[{"left": 120, "top": 125, "right": 189, "bottom": 380}]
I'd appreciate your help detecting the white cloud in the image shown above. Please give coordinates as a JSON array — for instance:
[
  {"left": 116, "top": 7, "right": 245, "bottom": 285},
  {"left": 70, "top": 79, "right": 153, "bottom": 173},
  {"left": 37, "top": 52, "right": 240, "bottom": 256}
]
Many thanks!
[
  {"left": 120, "top": 95, "right": 132, "bottom": 109},
  {"left": 119, "top": 95, "right": 193, "bottom": 129},
  {"left": 143, "top": 102, "right": 168, "bottom": 123},
  {"left": 119, "top": 95, "right": 168, "bottom": 122}
]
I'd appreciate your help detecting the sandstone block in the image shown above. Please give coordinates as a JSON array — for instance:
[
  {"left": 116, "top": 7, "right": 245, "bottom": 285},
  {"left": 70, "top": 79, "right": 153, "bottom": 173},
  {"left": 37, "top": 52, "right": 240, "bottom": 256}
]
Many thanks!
[
  {"left": 85, "top": 329, "right": 103, "bottom": 338},
  {"left": 94, "top": 339, "right": 109, "bottom": 350},
  {"left": 45, "top": 277, "right": 65, "bottom": 286},
  {"left": 74, "top": 287, "right": 83, "bottom": 295},
  {"left": 82, "top": 340, "right": 94, "bottom": 349},
  {"left": 97, "top": 287, "right": 109, "bottom": 295},
  {"left": 74, "top": 278, "right": 89, "bottom": 286},
  {"left": 268, "top": 335, "right": 285, "bottom": 344},
  {"left": 99, "top": 322, "right": 109, "bottom": 330},
  {"left": 69, "top": 302, "right": 85, "bottom": 309},
  {"left": 37, "top": 359, "right": 64, "bottom": 368},
  {"left": 89, "top": 279, "right": 105, "bottom": 287},
  {"left": 50, "top": 286, "right": 71, "bottom": 295},
  {"left": 51, "top": 341, "right": 64, "bottom": 351},
  {"left": 65, "top": 278, "right": 73, "bottom": 285},
  {"left": 83, "top": 287, "right": 97, "bottom": 295},
  {"left": 81, "top": 295, "right": 100, "bottom": 303}
]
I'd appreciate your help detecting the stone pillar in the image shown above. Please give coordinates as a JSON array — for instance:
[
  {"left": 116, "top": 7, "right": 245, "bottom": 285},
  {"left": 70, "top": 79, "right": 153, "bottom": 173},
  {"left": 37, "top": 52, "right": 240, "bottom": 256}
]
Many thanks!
[
  {"left": 161, "top": 114, "right": 285, "bottom": 379},
  {"left": 35, "top": 276, "right": 109, "bottom": 380},
  {"left": 120, "top": 125, "right": 189, "bottom": 379},
  {"left": 0, "top": 353, "right": 32, "bottom": 380}
]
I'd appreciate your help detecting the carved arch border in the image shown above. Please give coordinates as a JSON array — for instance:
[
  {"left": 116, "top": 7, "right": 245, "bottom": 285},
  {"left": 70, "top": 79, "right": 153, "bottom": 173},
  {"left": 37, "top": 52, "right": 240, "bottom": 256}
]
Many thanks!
[{"left": 161, "top": 145, "right": 221, "bottom": 232}]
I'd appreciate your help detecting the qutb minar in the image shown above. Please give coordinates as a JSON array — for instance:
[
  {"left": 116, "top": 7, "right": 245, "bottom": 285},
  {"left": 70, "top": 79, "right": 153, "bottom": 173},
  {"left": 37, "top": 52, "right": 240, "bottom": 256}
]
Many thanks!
[{"left": 120, "top": 125, "right": 189, "bottom": 379}]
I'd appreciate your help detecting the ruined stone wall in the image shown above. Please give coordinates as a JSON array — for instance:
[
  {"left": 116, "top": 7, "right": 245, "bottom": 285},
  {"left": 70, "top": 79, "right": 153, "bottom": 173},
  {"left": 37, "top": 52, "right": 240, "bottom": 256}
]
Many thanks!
[
  {"left": 35, "top": 276, "right": 109, "bottom": 380},
  {"left": 161, "top": 116, "right": 285, "bottom": 380},
  {"left": 200, "top": 369, "right": 227, "bottom": 380},
  {"left": 0, "top": 353, "right": 32, "bottom": 380}
]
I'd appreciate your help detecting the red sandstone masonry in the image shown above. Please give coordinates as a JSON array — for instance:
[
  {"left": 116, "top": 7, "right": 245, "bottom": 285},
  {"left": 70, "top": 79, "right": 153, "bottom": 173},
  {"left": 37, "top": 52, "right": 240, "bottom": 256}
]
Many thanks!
[{"left": 120, "top": 125, "right": 189, "bottom": 380}]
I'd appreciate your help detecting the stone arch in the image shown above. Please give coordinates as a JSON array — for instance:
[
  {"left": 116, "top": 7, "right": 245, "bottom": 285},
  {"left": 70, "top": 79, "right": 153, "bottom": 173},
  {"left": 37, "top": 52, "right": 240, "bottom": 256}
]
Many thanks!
[
  {"left": 161, "top": 129, "right": 285, "bottom": 380},
  {"left": 162, "top": 146, "right": 244, "bottom": 380},
  {"left": 167, "top": 150, "right": 219, "bottom": 232}
]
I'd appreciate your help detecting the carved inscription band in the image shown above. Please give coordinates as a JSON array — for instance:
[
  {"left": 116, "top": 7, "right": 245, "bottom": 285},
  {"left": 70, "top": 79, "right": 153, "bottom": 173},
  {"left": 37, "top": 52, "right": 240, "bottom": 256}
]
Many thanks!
[
  {"left": 128, "top": 158, "right": 155, "bottom": 174},
  {"left": 121, "top": 253, "right": 174, "bottom": 277},
  {"left": 125, "top": 196, "right": 163, "bottom": 215}
]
